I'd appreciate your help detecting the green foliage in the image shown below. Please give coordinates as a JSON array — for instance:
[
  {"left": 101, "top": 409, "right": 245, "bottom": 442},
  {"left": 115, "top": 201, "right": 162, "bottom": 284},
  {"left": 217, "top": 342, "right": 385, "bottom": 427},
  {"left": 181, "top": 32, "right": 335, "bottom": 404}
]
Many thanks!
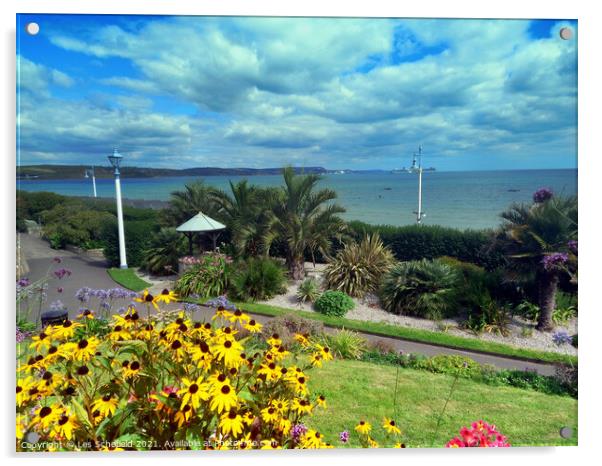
[
  {"left": 174, "top": 254, "right": 231, "bottom": 299},
  {"left": 41, "top": 204, "right": 116, "bottom": 249},
  {"left": 347, "top": 221, "right": 505, "bottom": 270},
  {"left": 16, "top": 190, "right": 66, "bottom": 220},
  {"left": 74, "top": 318, "right": 111, "bottom": 339},
  {"left": 231, "top": 258, "right": 287, "bottom": 301},
  {"left": 261, "top": 313, "right": 324, "bottom": 346},
  {"left": 323, "top": 234, "right": 395, "bottom": 298},
  {"left": 273, "top": 167, "right": 348, "bottom": 279},
  {"left": 210, "top": 180, "right": 280, "bottom": 257},
  {"left": 553, "top": 305, "right": 577, "bottom": 326},
  {"left": 315, "top": 329, "right": 368, "bottom": 359},
  {"left": 379, "top": 259, "right": 460, "bottom": 319},
  {"left": 102, "top": 219, "right": 160, "bottom": 267},
  {"left": 141, "top": 228, "right": 186, "bottom": 275},
  {"left": 314, "top": 290, "right": 354, "bottom": 317},
  {"left": 296, "top": 277, "right": 321, "bottom": 303},
  {"left": 17, "top": 316, "right": 37, "bottom": 333},
  {"left": 358, "top": 350, "right": 577, "bottom": 398},
  {"left": 160, "top": 181, "right": 220, "bottom": 227},
  {"left": 514, "top": 300, "right": 540, "bottom": 322}
]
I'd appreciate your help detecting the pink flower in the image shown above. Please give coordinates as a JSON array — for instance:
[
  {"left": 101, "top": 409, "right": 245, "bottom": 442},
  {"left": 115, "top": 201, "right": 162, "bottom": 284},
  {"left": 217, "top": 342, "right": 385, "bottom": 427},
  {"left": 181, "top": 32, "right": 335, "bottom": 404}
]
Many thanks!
[{"left": 446, "top": 420, "right": 510, "bottom": 448}]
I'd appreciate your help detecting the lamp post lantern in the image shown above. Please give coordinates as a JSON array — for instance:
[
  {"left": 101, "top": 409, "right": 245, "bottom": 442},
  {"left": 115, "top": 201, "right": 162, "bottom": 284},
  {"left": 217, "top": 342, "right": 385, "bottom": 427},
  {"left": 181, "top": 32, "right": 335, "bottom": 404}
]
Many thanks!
[
  {"left": 108, "top": 149, "right": 127, "bottom": 269},
  {"left": 84, "top": 166, "right": 97, "bottom": 197},
  {"left": 410, "top": 145, "right": 426, "bottom": 224}
]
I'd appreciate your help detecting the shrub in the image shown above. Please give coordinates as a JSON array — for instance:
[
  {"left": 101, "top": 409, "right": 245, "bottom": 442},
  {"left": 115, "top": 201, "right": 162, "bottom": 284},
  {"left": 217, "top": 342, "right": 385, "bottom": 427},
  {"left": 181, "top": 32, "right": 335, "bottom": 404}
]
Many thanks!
[
  {"left": 514, "top": 300, "right": 540, "bottom": 322},
  {"left": 174, "top": 253, "right": 232, "bottom": 298},
  {"left": 261, "top": 313, "right": 325, "bottom": 346},
  {"left": 102, "top": 219, "right": 160, "bottom": 267},
  {"left": 231, "top": 258, "right": 287, "bottom": 301},
  {"left": 141, "top": 228, "right": 186, "bottom": 275},
  {"left": 315, "top": 329, "right": 368, "bottom": 359},
  {"left": 323, "top": 234, "right": 395, "bottom": 298},
  {"left": 553, "top": 305, "right": 577, "bottom": 326},
  {"left": 347, "top": 221, "right": 505, "bottom": 270},
  {"left": 314, "top": 290, "right": 355, "bottom": 317},
  {"left": 296, "top": 277, "right": 321, "bottom": 303},
  {"left": 379, "top": 259, "right": 460, "bottom": 319},
  {"left": 416, "top": 354, "right": 483, "bottom": 378}
]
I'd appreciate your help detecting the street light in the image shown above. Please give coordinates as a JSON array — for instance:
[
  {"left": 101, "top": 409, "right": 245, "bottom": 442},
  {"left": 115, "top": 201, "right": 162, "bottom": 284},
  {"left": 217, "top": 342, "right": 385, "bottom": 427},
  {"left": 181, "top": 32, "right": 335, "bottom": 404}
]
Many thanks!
[
  {"left": 84, "top": 166, "right": 97, "bottom": 198},
  {"left": 410, "top": 145, "right": 426, "bottom": 224},
  {"left": 108, "top": 149, "right": 127, "bottom": 269}
]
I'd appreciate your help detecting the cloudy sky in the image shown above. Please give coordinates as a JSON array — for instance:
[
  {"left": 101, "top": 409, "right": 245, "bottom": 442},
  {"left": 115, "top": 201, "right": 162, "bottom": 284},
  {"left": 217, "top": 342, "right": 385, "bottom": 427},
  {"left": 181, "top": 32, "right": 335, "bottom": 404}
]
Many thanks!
[{"left": 17, "top": 15, "right": 577, "bottom": 171}]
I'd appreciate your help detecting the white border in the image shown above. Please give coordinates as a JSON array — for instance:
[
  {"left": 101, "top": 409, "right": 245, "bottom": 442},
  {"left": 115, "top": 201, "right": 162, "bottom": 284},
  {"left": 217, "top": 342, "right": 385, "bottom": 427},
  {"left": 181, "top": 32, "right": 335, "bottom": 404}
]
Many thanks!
[{"left": 3, "top": 1, "right": 600, "bottom": 465}]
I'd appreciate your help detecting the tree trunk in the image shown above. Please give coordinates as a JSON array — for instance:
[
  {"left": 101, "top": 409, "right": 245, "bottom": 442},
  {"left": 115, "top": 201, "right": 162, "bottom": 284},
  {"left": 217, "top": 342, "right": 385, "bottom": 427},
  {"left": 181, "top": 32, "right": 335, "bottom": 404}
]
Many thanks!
[
  {"left": 287, "top": 255, "right": 305, "bottom": 280},
  {"left": 536, "top": 270, "right": 559, "bottom": 332}
]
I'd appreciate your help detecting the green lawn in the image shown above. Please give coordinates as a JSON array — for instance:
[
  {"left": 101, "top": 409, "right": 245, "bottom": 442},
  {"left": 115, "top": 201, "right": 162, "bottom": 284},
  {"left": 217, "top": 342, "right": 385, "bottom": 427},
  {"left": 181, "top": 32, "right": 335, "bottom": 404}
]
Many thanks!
[
  {"left": 107, "top": 268, "right": 151, "bottom": 292},
  {"left": 307, "top": 359, "right": 577, "bottom": 448},
  {"left": 238, "top": 302, "right": 577, "bottom": 366}
]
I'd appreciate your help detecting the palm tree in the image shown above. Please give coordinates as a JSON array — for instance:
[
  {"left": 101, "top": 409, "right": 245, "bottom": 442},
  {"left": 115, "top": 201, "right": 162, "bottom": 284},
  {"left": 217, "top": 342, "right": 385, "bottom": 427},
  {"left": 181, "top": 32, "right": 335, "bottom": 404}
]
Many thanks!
[
  {"left": 160, "top": 181, "right": 218, "bottom": 226},
  {"left": 273, "top": 167, "right": 347, "bottom": 279},
  {"left": 210, "top": 180, "right": 280, "bottom": 257},
  {"left": 499, "top": 191, "right": 577, "bottom": 331},
  {"left": 141, "top": 227, "right": 186, "bottom": 275}
]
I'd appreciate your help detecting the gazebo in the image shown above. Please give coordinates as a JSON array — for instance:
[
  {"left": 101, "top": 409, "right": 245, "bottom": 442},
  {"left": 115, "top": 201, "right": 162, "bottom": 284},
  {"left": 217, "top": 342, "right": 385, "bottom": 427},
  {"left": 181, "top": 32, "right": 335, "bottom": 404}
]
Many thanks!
[{"left": 176, "top": 211, "right": 226, "bottom": 255}]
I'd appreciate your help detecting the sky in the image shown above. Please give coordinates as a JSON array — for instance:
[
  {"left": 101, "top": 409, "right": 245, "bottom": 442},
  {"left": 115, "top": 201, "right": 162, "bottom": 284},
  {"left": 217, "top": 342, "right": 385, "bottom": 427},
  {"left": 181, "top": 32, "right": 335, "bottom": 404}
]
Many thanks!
[{"left": 16, "top": 15, "right": 578, "bottom": 171}]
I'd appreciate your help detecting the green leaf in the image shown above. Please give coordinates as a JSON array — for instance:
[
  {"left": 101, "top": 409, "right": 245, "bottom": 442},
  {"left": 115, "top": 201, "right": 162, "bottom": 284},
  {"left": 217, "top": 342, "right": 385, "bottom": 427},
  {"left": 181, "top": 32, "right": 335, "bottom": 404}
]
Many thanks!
[{"left": 71, "top": 399, "right": 93, "bottom": 430}]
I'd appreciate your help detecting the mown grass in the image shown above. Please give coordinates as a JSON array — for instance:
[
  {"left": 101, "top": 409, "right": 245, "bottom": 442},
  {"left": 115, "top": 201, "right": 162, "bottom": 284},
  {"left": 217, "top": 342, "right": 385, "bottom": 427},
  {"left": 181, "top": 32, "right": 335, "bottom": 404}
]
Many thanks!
[
  {"left": 307, "top": 359, "right": 578, "bottom": 448},
  {"left": 238, "top": 302, "right": 577, "bottom": 366},
  {"left": 107, "top": 268, "right": 151, "bottom": 292}
]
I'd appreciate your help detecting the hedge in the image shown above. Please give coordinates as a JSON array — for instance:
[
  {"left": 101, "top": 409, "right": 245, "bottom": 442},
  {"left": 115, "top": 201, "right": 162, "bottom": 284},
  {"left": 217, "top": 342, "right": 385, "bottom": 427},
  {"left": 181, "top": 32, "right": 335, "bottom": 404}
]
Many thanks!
[
  {"left": 102, "top": 219, "right": 160, "bottom": 267},
  {"left": 347, "top": 221, "right": 506, "bottom": 270}
]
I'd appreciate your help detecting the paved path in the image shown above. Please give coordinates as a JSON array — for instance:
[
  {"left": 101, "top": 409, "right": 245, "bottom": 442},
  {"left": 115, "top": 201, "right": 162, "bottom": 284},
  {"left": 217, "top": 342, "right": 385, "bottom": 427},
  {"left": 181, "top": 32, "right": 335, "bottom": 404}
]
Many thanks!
[{"left": 18, "top": 233, "right": 561, "bottom": 375}]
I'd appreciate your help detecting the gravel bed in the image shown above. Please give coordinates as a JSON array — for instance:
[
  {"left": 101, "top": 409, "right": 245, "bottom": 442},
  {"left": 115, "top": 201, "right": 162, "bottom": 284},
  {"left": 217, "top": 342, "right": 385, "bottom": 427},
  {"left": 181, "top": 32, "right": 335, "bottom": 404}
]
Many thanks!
[{"left": 259, "top": 264, "right": 578, "bottom": 356}]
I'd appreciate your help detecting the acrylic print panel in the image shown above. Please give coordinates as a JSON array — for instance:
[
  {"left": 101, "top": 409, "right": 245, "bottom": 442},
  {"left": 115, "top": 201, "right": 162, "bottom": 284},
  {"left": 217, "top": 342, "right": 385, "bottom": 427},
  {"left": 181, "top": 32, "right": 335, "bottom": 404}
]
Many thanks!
[{"left": 16, "top": 14, "right": 578, "bottom": 452}]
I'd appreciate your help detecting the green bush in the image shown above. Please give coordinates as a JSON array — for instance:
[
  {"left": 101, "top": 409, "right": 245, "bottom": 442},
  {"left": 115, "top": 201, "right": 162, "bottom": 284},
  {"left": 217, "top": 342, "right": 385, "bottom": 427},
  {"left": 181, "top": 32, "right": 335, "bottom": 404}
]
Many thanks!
[
  {"left": 315, "top": 329, "right": 368, "bottom": 359},
  {"left": 296, "top": 278, "right": 321, "bottom": 303},
  {"left": 314, "top": 290, "right": 354, "bottom": 317},
  {"left": 174, "top": 253, "right": 232, "bottom": 299},
  {"left": 41, "top": 205, "right": 116, "bottom": 249},
  {"left": 379, "top": 259, "right": 460, "bottom": 319},
  {"left": 231, "top": 258, "right": 287, "bottom": 302},
  {"left": 415, "top": 354, "right": 483, "bottom": 377},
  {"left": 323, "top": 234, "right": 395, "bottom": 298},
  {"left": 347, "top": 221, "right": 505, "bottom": 270},
  {"left": 141, "top": 228, "right": 186, "bottom": 276},
  {"left": 261, "top": 313, "right": 324, "bottom": 346},
  {"left": 102, "top": 219, "right": 160, "bottom": 267}
]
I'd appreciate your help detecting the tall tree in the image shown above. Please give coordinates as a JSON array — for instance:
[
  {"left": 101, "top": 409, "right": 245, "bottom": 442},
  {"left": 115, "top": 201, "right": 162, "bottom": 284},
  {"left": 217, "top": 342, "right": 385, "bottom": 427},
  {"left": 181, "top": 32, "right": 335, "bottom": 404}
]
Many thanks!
[
  {"left": 499, "top": 190, "right": 577, "bottom": 331},
  {"left": 160, "top": 181, "right": 219, "bottom": 227},
  {"left": 274, "top": 167, "right": 347, "bottom": 280}
]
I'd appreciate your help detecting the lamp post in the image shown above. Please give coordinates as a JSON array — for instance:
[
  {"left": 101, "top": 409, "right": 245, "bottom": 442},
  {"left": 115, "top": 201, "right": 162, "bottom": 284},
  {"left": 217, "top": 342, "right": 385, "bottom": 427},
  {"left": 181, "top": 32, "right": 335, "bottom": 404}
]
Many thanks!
[
  {"left": 84, "top": 166, "right": 97, "bottom": 198},
  {"left": 411, "top": 145, "right": 426, "bottom": 224},
  {"left": 108, "top": 149, "right": 127, "bottom": 269}
]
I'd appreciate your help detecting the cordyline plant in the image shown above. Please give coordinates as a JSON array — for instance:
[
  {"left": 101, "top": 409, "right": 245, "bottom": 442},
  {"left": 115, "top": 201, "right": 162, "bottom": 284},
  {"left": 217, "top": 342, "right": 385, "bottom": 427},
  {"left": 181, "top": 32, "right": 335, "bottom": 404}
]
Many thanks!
[
  {"left": 497, "top": 189, "right": 577, "bottom": 331},
  {"left": 16, "top": 290, "right": 340, "bottom": 451}
]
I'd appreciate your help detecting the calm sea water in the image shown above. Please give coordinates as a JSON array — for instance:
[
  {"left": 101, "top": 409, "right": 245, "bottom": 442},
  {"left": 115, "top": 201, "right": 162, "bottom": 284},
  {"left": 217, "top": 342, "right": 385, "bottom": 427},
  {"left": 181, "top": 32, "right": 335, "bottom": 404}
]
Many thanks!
[{"left": 17, "top": 169, "right": 577, "bottom": 230}]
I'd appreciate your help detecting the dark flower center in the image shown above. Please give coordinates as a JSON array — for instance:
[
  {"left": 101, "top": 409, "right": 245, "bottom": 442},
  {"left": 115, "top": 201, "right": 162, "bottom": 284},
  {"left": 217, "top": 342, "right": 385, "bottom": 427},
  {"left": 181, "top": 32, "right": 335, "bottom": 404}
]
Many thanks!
[
  {"left": 114, "top": 325, "right": 123, "bottom": 332},
  {"left": 131, "top": 312, "right": 139, "bottom": 321},
  {"left": 189, "top": 384, "right": 199, "bottom": 394},
  {"left": 298, "top": 377, "right": 305, "bottom": 384},
  {"left": 249, "top": 319, "right": 256, "bottom": 326},
  {"left": 64, "top": 387, "right": 76, "bottom": 396},
  {"left": 176, "top": 318, "right": 184, "bottom": 325},
  {"left": 204, "top": 323, "right": 211, "bottom": 330},
  {"left": 389, "top": 420, "right": 396, "bottom": 426},
  {"left": 145, "top": 293, "right": 154, "bottom": 302},
  {"left": 39, "top": 332, "right": 47, "bottom": 339},
  {"left": 16, "top": 386, "right": 23, "bottom": 393},
  {"left": 183, "top": 405, "right": 191, "bottom": 413},
  {"left": 221, "top": 385, "right": 231, "bottom": 395},
  {"left": 49, "top": 346, "right": 57, "bottom": 354},
  {"left": 102, "top": 394, "right": 112, "bottom": 402},
  {"left": 200, "top": 341, "right": 210, "bottom": 353},
  {"left": 162, "top": 289, "right": 169, "bottom": 295},
  {"left": 228, "top": 411, "right": 237, "bottom": 419},
  {"left": 29, "top": 388, "right": 39, "bottom": 395},
  {"left": 217, "top": 374, "right": 227, "bottom": 382},
  {"left": 130, "top": 361, "right": 140, "bottom": 370},
  {"left": 39, "top": 406, "right": 52, "bottom": 418},
  {"left": 78, "top": 339, "right": 89, "bottom": 349},
  {"left": 234, "top": 310, "right": 242, "bottom": 316},
  {"left": 76, "top": 366, "right": 89, "bottom": 375},
  {"left": 179, "top": 324, "right": 188, "bottom": 332},
  {"left": 43, "top": 371, "right": 53, "bottom": 380},
  {"left": 63, "top": 320, "right": 72, "bottom": 328},
  {"left": 171, "top": 340, "right": 182, "bottom": 350},
  {"left": 58, "top": 415, "right": 69, "bottom": 426},
  {"left": 224, "top": 341, "right": 232, "bottom": 349},
  {"left": 122, "top": 360, "right": 130, "bottom": 367}
]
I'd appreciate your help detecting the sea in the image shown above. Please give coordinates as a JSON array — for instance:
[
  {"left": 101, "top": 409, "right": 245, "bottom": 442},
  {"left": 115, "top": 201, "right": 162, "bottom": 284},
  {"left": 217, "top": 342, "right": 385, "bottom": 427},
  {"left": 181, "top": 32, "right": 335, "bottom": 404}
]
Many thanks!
[{"left": 17, "top": 169, "right": 577, "bottom": 230}]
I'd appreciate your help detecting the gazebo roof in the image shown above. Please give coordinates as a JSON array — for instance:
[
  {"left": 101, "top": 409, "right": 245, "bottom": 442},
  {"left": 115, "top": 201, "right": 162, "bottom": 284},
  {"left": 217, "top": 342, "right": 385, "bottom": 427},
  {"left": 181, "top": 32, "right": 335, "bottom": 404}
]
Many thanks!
[{"left": 176, "top": 211, "right": 226, "bottom": 233}]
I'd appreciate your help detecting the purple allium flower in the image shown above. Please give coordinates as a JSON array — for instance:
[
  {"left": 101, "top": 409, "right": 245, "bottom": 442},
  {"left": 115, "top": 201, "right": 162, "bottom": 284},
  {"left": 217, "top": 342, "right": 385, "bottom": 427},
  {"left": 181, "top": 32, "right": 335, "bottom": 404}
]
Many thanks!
[
  {"left": 552, "top": 330, "right": 573, "bottom": 346},
  {"left": 75, "top": 287, "right": 92, "bottom": 303},
  {"left": 568, "top": 240, "right": 578, "bottom": 255},
  {"left": 339, "top": 430, "right": 350, "bottom": 443},
  {"left": 291, "top": 423, "right": 308, "bottom": 442},
  {"left": 206, "top": 295, "right": 237, "bottom": 310},
  {"left": 17, "top": 278, "right": 30, "bottom": 287},
  {"left": 542, "top": 252, "right": 569, "bottom": 271},
  {"left": 533, "top": 187, "right": 553, "bottom": 203},
  {"left": 184, "top": 302, "right": 201, "bottom": 313},
  {"left": 49, "top": 300, "right": 66, "bottom": 311},
  {"left": 16, "top": 328, "right": 28, "bottom": 343},
  {"left": 53, "top": 268, "right": 72, "bottom": 280}
]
